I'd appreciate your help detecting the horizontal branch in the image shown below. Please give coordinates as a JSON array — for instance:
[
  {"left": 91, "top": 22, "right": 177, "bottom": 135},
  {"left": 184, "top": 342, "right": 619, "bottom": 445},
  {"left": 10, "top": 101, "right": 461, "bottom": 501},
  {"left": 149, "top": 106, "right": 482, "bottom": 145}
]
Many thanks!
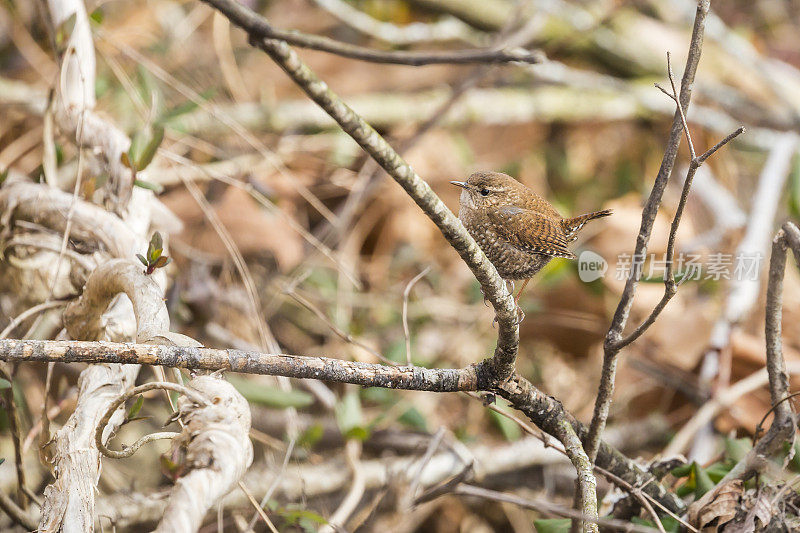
[
  {"left": 0, "top": 339, "right": 482, "bottom": 392},
  {"left": 0, "top": 338, "right": 685, "bottom": 515}
]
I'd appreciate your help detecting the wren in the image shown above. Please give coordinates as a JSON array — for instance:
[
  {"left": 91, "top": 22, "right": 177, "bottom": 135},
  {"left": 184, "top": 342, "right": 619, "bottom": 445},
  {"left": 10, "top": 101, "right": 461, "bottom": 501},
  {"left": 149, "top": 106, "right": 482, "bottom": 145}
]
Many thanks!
[{"left": 451, "top": 171, "right": 611, "bottom": 307}]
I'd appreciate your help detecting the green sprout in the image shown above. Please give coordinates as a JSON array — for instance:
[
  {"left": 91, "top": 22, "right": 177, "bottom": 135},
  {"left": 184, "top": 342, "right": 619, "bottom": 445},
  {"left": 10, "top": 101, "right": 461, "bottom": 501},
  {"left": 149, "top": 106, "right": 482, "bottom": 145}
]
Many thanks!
[{"left": 136, "top": 232, "right": 172, "bottom": 275}]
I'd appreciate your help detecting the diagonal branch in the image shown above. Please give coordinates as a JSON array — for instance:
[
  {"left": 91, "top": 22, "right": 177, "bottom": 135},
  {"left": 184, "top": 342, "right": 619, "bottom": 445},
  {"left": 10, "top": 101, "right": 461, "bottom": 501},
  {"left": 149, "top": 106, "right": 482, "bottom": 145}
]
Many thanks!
[{"left": 199, "top": 0, "right": 520, "bottom": 382}]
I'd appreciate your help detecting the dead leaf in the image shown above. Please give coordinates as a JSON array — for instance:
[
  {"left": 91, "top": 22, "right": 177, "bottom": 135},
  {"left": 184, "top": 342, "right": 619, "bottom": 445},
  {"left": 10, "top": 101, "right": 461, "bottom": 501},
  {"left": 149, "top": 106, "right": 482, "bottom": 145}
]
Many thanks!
[{"left": 688, "top": 479, "right": 743, "bottom": 530}]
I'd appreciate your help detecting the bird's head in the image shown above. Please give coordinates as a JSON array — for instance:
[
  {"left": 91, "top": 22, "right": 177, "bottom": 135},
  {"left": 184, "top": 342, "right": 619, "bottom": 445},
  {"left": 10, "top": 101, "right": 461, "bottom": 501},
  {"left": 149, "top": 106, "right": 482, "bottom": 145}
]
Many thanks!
[{"left": 450, "top": 171, "right": 522, "bottom": 210}]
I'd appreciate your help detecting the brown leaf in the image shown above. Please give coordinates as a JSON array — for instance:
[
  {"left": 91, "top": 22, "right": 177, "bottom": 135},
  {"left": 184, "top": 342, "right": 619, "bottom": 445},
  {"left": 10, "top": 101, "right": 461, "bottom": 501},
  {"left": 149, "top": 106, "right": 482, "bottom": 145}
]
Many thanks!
[{"left": 688, "top": 479, "right": 743, "bottom": 530}]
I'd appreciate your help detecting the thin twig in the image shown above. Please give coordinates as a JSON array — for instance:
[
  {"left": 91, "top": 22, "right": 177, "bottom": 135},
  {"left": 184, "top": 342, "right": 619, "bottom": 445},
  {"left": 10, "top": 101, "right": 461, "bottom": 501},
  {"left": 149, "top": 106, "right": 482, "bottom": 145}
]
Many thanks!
[
  {"left": 612, "top": 125, "right": 743, "bottom": 350},
  {"left": 228, "top": 12, "right": 543, "bottom": 66},
  {"left": 95, "top": 381, "right": 209, "bottom": 459},
  {"left": 320, "top": 439, "right": 365, "bottom": 533},
  {"left": 585, "top": 0, "right": 712, "bottom": 463},
  {"left": 248, "top": 437, "right": 297, "bottom": 531},
  {"left": 0, "top": 488, "right": 37, "bottom": 531},
  {"left": 284, "top": 287, "right": 397, "bottom": 366},
  {"left": 0, "top": 300, "right": 66, "bottom": 340},
  {"left": 594, "top": 466, "right": 698, "bottom": 533},
  {"left": 0, "top": 366, "right": 27, "bottom": 508},
  {"left": 239, "top": 481, "right": 279, "bottom": 533},
  {"left": 406, "top": 427, "right": 447, "bottom": 504},
  {"left": 451, "top": 485, "right": 659, "bottom": 533},
  {"left": 698, "top": 222, "right": 799, "bottom": 486},
  {"left": 402, "top": 266, "right": 431, "bottom": 366}
]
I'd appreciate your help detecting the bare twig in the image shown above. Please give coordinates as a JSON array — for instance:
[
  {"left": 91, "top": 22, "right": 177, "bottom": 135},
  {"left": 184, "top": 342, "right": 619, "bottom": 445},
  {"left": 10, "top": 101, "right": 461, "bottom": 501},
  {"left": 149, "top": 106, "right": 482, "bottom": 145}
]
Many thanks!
[
  {"left": 594, "top": 466, "right": 697, "bottom": 533},
  {"left": 94, "top": 381, "right": 207, "bottom": 459},
  {"left": 208, "top": 6, "right": 542, "bottom": 66},
  {"left": 284, "top": 286, "right": 397, "bottom": 366},
  {"left": 554, "top": 420, "right": 598, "bottom": 533},
  {"left": 154, "top": 375, "right": 253, "bottom": 532},
  {"left": 758, "top": 224, "right": 797, "bottom": 454},
  {"left": 451, "top": 485, "right": 658, "bottom": 533},
  {"left": 39, "top": 258, "right": 168, "bottom": 531},
  {"left": 239, "top": 482, "right": 279, "bottom": 533},
  {"left": 0, "top": 488, "right": 37, "bottom": 531},
  {"left": 0, "top": 366, "right": 27, "bottom": 509},
  {"left": 0, "top": 300, "right": 65, "bottom": 340},
  {"left": 690, "top": 133, "right": 797, "bottom": 461},
  {"left": 585, "top": 0, "right": 713, "bottom": 463},
  {"left": 402, "top": 266, "right": 431, "bottom": 366},
  {"left": 320, "top": 439, "right": 365, "bottom": 533},
  {"left": 0, "top": 338, "right": 481, "bottom": 391},
  {"left": 247, "top": 437, "right": 296, "bottom": 531},
  {"left": 700, "top": 222, "right": 800, "bottom": 486},
  {"left": 406, "top": 427, "right": 447, "bottom": 505}
]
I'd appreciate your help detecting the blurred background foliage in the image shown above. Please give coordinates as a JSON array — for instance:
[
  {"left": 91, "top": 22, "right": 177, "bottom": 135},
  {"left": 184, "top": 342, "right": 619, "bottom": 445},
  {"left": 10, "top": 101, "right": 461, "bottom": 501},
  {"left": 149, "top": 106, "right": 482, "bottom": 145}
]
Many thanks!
[{"left": 2, "top": 0, "right": 800, "bottom": 530}]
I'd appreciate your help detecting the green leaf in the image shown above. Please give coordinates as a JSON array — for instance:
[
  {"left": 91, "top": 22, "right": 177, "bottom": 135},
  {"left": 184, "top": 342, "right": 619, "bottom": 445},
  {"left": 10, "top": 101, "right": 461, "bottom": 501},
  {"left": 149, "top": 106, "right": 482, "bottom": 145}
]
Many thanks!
[
  {"left": 128, "top": 395, "right": 144, "bottom": 419},
  {"left": 136, "top": 253, "right": 148, "bottom": 267},
  {"left": 692, "top": 462, "right": 715, "bottom": 499},
  {"left": 297, "top": 423, "right": 324, "bottom": 448},
  {"left": 133, "top": 179, "right": 164, "bottom": 193},
  {"left": 89, "top": 8, "right": 104, "bottom": 24},
  {"left": 534, "top": 518, "right": 571, "bottom": 533},
  {"left": 670, "top": 462, "right": 692, "bottom": 478},
  {"left": 488, "top": 406, "right": 522, "bottom": 441},
  {"left": 0, "top": 378, "right": 11, "bottom": 390},
  {"left": 153, "top": 255, "right": 171, "bottom": 269},
  {"left": 56, "top": 13, "right": 77, "bottom": 47},
  {"left": 150, "top": 232, "right": 163, "bottom": 253},
  {"left": 277, "top": 507, "right": 328, "bottom": 527},
  {"left": 227, "top": 376, "right": 314, "bottom": 408},
  {"left": 336, "top": 392, "right": 366, "bottom": 439},
  {"left": 790, "top": 440, "right": 800, "bottom": 471},
  {"left": 706, "top": 461, "right": 733, "bottom": 483},
  {"left": 398, "top": 407, "right": 428, "bottom": 431},
  {"left": 134, "top": 125, "right": 164, "bottom": 171},
  {"left": 789, "top": 154, "right": 800, "bottom": 218},
  {"left": 148, "top": 232, "right": 163, "bottom": 263},
  {"left": 724, "top": 437, "right": 752, "bottom": 464},
  {"left": 0, "top": 458, "right": 5, "bottom": 466}
]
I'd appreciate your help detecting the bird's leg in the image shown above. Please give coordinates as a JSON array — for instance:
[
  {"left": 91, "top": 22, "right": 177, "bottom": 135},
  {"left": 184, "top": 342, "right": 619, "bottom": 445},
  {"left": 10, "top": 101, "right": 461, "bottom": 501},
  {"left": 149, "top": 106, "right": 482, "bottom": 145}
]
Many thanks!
[
  {"left": 513, "top": 278, "right": 530, "bottom": 323},
  {"left": 514, "top": 279, "right": 530, "bottom": 305}
]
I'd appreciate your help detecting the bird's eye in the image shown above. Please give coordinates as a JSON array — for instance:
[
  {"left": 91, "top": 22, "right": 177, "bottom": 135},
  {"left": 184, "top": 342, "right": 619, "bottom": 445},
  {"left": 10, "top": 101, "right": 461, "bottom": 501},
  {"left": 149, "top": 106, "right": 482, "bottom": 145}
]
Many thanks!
[{"left": 480, "top": 188, "right": 490, "bottom": 197}]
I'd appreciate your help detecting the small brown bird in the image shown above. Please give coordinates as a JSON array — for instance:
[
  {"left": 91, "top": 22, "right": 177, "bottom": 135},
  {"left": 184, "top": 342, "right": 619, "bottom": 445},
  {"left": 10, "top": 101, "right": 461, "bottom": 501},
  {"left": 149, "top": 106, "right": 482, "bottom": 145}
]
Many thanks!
[{"left": 451, "top": 171, "right": 611, "bottom": 308}]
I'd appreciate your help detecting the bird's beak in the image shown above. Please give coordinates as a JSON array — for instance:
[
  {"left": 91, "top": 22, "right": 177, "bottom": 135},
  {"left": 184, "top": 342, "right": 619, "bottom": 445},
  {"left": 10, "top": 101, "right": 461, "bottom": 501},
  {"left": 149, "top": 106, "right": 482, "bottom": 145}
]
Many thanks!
[{"left": 450, "top": 181, "right": 468, "bottom": 189}]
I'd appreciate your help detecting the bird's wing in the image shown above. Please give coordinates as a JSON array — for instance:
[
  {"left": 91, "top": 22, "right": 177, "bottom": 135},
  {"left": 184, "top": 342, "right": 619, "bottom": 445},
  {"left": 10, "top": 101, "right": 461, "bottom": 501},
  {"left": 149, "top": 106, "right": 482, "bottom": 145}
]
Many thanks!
[{"left": 487, "top": 206, "right": 575, "bottom": 259}]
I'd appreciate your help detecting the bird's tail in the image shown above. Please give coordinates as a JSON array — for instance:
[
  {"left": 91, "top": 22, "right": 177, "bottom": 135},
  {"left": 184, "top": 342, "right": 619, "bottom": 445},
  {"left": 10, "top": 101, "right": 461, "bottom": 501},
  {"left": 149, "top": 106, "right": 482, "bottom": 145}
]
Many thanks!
[{"left": 562, "top": 209, "right": 612, "bottom": 242}]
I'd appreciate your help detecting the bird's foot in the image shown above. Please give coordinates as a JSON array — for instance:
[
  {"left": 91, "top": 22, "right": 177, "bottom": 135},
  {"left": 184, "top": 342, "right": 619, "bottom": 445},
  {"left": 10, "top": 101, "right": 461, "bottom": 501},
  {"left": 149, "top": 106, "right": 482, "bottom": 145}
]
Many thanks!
[
  {"left": 515, "top": 305, "right": 525, "bottom": 324},
  {"left": 479, "top": 286, "right": 491, "bottom": 307}
]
